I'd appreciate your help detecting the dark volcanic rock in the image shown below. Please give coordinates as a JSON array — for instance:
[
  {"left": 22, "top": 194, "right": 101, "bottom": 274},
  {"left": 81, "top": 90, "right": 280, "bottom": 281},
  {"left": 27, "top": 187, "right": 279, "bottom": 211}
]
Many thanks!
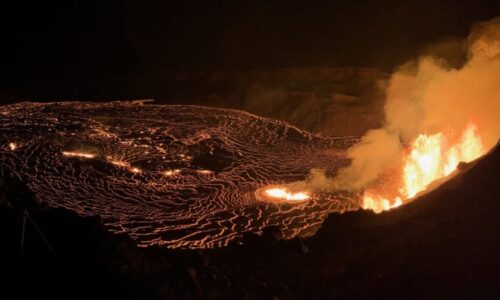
[{"left": 152, "top": 67, "right": 389, "bottom": 136}]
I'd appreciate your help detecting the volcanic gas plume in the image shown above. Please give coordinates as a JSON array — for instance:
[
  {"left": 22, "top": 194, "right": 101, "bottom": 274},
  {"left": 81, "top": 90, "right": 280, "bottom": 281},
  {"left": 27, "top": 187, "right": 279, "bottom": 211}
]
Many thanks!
[{"left": 308, "top": 17, "right": 500, "bottom": 212}]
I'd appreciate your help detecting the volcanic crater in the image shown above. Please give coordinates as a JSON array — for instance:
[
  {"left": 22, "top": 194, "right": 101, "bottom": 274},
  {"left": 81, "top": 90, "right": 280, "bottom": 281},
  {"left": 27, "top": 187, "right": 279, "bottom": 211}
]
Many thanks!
[{"left": 0, "top": 101, "right": 360, "bottom": 249}]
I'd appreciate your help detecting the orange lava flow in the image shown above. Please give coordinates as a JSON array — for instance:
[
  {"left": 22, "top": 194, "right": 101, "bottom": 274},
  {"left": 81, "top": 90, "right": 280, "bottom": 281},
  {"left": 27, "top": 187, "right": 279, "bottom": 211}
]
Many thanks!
[{"left": 363, "top": 122, "right": 484, "bottom": 213}]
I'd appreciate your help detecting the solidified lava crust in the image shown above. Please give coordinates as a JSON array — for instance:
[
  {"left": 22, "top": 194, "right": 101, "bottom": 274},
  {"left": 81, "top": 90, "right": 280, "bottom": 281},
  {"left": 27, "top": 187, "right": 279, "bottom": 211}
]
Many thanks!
[{"left": 0, "top": 101, "right": 359, "bottom": 249}]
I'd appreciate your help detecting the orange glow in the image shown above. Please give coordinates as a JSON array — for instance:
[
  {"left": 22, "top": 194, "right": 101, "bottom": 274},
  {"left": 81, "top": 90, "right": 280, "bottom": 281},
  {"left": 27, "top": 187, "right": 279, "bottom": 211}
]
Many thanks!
[
  {"left": 362, "top": 122, "right": 484, "bottom": 213},
  {"left": 264, "top": 187, "right": 310, "bottom": 202},
  {"left": 106, "top": 156, "right": 141, "bottom": 173},
  {"left": 130, "top": 167, "right": 141, "bottom": 173},
  {"left": 197, "top": 169, "right": 213, "bottom": 175},
  {"left": 164, "top": 169, "right": 181, "bottom": 176},
  {"left": 106, "top": 156, "right": 130, "bottom": 167},
  {"left": 362, "top": 192, "right": 403, "bottom": 213},
  {"left": 8, "top": 143, "right": 17, "bottom": 150},
  {"left": 164, "top": 171, "right": 173, "bottom": 176},
  {"left": 63, "top": 151, "right": 95, "bottom": 159}
]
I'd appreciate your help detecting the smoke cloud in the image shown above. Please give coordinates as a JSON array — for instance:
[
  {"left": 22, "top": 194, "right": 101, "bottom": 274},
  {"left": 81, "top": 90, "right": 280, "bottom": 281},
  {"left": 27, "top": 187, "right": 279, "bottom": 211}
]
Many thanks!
[{"left": 308, "top": 17, "right": 500, "bottom": 192}]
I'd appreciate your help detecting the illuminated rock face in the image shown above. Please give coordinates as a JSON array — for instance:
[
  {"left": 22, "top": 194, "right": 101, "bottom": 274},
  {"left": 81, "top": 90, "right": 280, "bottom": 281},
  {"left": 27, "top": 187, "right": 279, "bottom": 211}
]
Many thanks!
[{"left": 0, "top": 101, "right": 359, "bottom": 249}]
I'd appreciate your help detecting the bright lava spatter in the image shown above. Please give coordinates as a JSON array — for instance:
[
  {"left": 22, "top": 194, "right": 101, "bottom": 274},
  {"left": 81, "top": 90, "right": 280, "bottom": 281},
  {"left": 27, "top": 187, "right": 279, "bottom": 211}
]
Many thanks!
[{"left": 0, "top": 101, "right": 359, "bottom": 249}]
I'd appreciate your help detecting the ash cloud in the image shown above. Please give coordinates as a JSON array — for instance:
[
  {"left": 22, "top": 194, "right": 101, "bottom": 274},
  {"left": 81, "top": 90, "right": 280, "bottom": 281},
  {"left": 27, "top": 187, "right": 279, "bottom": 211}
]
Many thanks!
[{"left": 308, "top": 17, "right": 500, "bottom": 192}]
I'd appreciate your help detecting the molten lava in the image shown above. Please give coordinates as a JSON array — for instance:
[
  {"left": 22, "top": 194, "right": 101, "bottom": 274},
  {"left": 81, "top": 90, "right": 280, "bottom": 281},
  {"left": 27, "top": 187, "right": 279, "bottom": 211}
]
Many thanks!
[
  {"left": 263, "top": 187, "right": 310, "bottom": 202},
  {"left": 197, "top": 169, "right": 213, "bottom": 175},
  {"left": 0, "top": 101, "right": 359, "bottom": 249},
  {"left": 63, "top": 151, "right": 96, "bottom": 159},
  {"left": 363, "top": 122, "right": 484, "bottom": 213},
  {"left": 164, "top": 169, "right": 181, "bottom": 176}
]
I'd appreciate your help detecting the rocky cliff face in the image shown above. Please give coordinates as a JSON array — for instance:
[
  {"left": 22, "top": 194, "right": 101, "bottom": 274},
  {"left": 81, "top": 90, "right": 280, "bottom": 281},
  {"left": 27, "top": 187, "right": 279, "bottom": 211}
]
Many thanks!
[
  {"left": 151, "top": 67, "right": 389, "bottom": 136},
  {"left": 242, "top": 68, "right": 388, "bottom": 136}
]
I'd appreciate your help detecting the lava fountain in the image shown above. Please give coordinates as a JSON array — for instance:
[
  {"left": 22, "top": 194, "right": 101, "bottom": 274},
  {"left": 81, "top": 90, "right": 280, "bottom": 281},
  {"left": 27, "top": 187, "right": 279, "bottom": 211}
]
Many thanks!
[
  {"left": 362, "top": 122, "right": 485, "bottom": 213},
  {"left": 347, "top": 17, "right": 500, "bottom": 213}
]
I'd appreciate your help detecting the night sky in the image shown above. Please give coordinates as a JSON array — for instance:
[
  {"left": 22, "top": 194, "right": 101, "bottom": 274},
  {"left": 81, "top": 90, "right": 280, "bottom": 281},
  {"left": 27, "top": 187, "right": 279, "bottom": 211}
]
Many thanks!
[{"left": 1, "top": 0, "right": 500, "bottom": 103}]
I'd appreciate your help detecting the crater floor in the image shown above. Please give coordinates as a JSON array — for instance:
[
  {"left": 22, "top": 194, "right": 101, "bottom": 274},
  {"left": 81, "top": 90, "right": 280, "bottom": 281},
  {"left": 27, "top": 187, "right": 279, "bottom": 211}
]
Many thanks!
[{"left": 0, "top": 101, "right": 359, "bottom": 248}]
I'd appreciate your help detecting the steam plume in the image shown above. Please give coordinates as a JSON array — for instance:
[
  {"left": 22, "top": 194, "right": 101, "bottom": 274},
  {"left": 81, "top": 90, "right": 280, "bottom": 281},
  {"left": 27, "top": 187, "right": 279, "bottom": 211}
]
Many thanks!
[{"left": 310, "top": 17, "right": 500, "bottom": 192}]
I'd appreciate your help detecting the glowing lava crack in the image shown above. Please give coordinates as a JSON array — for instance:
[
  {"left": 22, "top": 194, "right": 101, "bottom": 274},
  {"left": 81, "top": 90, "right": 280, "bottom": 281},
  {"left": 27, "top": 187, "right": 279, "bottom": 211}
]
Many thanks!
[{"left": 0, "top": 101, "right": 359, "bottom": 249}]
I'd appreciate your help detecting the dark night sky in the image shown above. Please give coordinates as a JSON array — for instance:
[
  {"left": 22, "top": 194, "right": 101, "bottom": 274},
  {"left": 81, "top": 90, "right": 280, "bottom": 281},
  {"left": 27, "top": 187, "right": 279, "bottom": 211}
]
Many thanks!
[{"left": 1, "top": 0, "right": 500, "bottom": 103}]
